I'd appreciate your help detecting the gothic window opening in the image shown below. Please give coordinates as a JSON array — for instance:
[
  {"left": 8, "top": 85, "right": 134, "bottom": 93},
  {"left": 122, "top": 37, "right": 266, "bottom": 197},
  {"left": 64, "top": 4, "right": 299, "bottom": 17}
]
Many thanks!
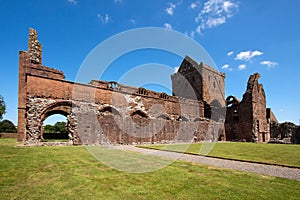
[
  {"left": 99, "top": 106, "right": 120, "bottom": 116},
  {"left": 137, "top": 88, "right": 148, "bottom": 96},
  {"left": 107, "top": 81, "right": 119, "bottom": 90},
  {"left": 131, "top": 110, "right": 148, "bottom": 119},
  {"left": 159, "top": 93, "right": 168, "bottom": 99},
  {"left": 233, "top": 109, "right": 239, "bottom": 122}
]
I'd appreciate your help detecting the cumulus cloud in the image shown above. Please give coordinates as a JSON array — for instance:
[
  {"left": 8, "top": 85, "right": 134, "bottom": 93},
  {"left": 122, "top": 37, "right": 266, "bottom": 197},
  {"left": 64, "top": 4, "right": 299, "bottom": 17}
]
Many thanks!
[
  {"left": 195, "top": 25, "right": 201, "bottom": 34},
  {"left": 235, "top": 50, "right": 263, "bottom": 61},
  {"left": 238, "top": 64, "right": 246, "bottom": 70},
  {"left": 190, "top": 31, "right": 195, "bottom": 38},
  {"left": 260, "top": 61, "right": 278, "bottom": 68},
  {"left": 166, "top": 3, "right": 176, "bottom": 15},
  {"left": 194, "top": 0, "right": 238, "bottom": 34},
  {"left": 67, "top": 0, "right": 77, "bottom": 4},
  {"left": 98, "top": 13, "right": 110, "bottom": 24},
  {"left": 221, "top": 64, "right": 229, "bottom": 69},
  {"left": 164, "top": 23, "right": 172, "bottom": 29},
  {"left": 114, "top": 0, "right": 122, "bottom": 4},
  {"left": 190, "top": 1, "right": 200, "bottom": 9},
  {"left": 227, "top": 51, "right": 234, "bottom": 56},
  {"left": 223, "top": 0, "right": 235, "bottom": 14},
  {"left": 206, "top": 16, "right": 226, "bottom": 28},
  {"left": 221, "top": 64, "right": 232, "bottom": 71}
]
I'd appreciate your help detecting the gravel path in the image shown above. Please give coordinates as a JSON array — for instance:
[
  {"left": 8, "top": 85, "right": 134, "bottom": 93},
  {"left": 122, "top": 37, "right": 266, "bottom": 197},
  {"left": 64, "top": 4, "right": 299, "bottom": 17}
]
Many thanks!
[{"left": 116, "top": 145, "right": 300, "bottom": 181}]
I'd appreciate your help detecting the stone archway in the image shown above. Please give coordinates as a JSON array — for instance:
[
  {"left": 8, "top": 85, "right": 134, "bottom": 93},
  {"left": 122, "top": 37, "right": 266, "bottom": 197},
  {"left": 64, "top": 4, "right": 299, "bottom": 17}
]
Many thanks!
[
  {"left": 40, "top": 101, "right": 72, "bottom": 142},
  {"left": 25, "top": 100, "right": 78, "bottom": 143}
]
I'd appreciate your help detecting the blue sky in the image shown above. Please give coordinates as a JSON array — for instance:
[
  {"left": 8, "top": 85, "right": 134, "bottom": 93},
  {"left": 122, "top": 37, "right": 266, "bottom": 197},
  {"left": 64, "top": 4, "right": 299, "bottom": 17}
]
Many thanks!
[{"left": 0, "top": 0, "right": 300, "bottom": 125}]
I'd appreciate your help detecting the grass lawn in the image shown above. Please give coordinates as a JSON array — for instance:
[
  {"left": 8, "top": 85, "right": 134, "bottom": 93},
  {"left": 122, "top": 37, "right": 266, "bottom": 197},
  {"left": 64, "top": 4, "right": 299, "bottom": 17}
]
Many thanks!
[
  {"left": 0, "top": 138, "right": 299, "bottom": 200},
  {"left": 143, "top": 142, "right": 300, "bottom": 168}
]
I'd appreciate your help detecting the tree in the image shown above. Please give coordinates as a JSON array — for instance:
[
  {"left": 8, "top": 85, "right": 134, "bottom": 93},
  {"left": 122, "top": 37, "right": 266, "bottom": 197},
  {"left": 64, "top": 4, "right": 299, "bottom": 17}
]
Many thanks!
[
  {"left": 43, "top": 121, "right": 67, "bottom": 133},
  {"left": 0, "top": 95, "right": 6, "bottom": 120},
  {"left": 54, "top": 121, "right": 67, "bottom": 133},
  {"left": 43, "top": 124, "right": 57, "bottom": 133},
  {"left": 0, "top": 120, "right": 17, "bottom": 133}
]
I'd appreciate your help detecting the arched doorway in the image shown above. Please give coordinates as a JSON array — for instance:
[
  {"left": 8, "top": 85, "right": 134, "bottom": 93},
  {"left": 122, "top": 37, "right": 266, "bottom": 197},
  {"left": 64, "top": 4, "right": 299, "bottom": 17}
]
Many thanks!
[
  {"left": 39, "top": 101, "right": 75, "bottom": 143},
  {"left": 42, "top": 114, "right": 68, "bottom": 142}
]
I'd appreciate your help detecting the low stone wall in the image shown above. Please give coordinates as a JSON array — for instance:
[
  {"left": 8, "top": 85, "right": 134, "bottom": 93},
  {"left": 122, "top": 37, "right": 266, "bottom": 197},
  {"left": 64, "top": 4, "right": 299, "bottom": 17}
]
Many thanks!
[
  {"left": 0, "top": 133, "right": 18, "bottom": 138},
  {"left": 43, "top": 132, "right": 69, "bottom": 140},
  {"left": 270, "top": 122, "right": 300, "bottom": 144}
]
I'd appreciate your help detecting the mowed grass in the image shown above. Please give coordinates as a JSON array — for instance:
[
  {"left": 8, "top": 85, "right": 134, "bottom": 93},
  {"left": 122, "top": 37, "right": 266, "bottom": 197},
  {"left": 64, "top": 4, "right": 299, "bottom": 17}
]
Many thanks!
[
  {"left": 144, "top": 142, "right": 300, "bottom": 168},
  {"left": 0, "top": 139, "right": 299, "bottom": 200}
]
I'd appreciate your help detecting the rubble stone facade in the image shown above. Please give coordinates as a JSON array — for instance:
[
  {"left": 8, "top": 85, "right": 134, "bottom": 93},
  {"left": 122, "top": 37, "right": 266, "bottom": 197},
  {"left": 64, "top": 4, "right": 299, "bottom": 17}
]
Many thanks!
[
  {"left": 18, "top": 28, "right": 224, "bottom": 145},
  {"left": 270, "top": 122, "right": 300, "bottom": 144},
  {"left": 19, "top": 28, "right": 297, "bottom": 145}
]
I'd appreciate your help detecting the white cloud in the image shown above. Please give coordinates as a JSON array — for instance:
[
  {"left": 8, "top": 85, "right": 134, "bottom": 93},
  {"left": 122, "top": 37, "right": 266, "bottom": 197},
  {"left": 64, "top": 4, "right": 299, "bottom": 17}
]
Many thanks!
[
  {"left": 129, "top": 19, "right": 136, "bottom": 24},
  {"left": 194, "top": 0, "right": 238, "bottom": 35},
  {"left": 221, "top": 64, "right": 233, "bottom": 71},
  {"left": 260, "top": 61, "right": 278, "bottom": 68},
  {"left": 195, "top": 25, "right": 201, "bottom": 34},
  {"left": 166, "top": 3, "right": 176, "bottom": 15},
  {"left": 221, "top": 64, "right": 229, "bottom": 69},
  {"left": 238, "top": 64, "right": 246, "bottom": 70},
  {"left": 202, "top": 0, "right": 238, "bottom": 16},
  {"left": 206, "top": 16, "right": 226, "bottom": 28},
  {"left": 223, "top": 1, "right": 235, "bottom": 13},
  {"left": 190, "top": 31, "right": 195, "bottom": 38},
  {"left": 190, "top": 1, "right": 200, "bottom": 9},
  {"left": 235, "top": 50, "right": 263, "bottom": 61},
  {"left": 97, "top": 13, "right": 110, "bottom": 24},
  {"left": 164, "top": 23, "right": 172, "bottom": 29},
  {"left": 252, "top": 50, "right": 263, "bottom": 57},
  {"left": 67, "top": 0, "right": 77, "bottom": 4},
  {"left": 227, "top": 51, "right": 234, "bottom": 56}
]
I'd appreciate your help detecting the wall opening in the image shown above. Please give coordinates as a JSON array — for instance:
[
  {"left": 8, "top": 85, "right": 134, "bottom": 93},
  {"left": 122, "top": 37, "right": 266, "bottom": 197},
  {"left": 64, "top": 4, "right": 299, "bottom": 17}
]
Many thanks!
[
  {"left": 233, "top": 109, "right": 239, "bottom": 122},
  {"left": 42, "top": 114, "right": 69, "bottom": 142}
]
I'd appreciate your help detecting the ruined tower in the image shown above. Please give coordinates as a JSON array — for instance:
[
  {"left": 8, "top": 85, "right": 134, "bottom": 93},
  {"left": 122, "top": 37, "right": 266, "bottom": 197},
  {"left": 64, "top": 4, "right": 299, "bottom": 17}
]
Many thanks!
[
  {"left": 225, "top": 73, "right": 273, "bottom": 142},
  {"left": 171, "top": 56, "right": 226, "bottom": 120}
]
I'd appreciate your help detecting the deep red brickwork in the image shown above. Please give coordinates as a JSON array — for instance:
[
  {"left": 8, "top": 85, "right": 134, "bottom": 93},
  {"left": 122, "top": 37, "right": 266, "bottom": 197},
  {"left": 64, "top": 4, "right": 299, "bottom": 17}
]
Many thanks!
[
  {"left": 225, "top": 73, "right": 278, "bottom": 142},
  {"left": 18, "top": 28, "right": 225, "bottom": 145},
  {"left": 19, "top": 28, "right": 287, "bottom": 145}
]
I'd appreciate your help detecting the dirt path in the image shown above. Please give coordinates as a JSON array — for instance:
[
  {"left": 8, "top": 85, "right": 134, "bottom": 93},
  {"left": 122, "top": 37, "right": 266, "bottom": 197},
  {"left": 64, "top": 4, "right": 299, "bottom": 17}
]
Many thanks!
[{"left": 116, "top": 146, "right": 300, "bottom": 181}]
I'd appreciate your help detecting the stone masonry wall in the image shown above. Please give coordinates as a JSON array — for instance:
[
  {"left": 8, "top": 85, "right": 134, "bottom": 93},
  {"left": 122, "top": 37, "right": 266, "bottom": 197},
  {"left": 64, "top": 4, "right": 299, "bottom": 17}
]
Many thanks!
[
  {"left": 18, "top": 28, "right": 225, "bottom": 145},
  {"left": 225, "top": 73, "right": 270, "bottom": 142},
  {"left": 24, "top": 74, "right": 222, "bottom": 145}
]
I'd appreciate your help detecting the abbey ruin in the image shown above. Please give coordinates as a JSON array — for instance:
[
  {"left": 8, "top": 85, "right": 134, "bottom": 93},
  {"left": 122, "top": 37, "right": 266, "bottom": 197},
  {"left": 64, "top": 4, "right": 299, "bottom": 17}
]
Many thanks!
[{"left": 17, "top": 28, "right": 300, "bottom": 145}]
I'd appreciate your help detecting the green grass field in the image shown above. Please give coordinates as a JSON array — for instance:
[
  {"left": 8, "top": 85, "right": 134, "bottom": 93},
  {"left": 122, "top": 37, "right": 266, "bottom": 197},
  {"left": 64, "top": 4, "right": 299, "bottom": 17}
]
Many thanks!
[
  {"left": 0, "top": 138, "right": 299, "bottom": 200},
  {"left": 144, "top": 142, "right": 300, "bottom": 168}
]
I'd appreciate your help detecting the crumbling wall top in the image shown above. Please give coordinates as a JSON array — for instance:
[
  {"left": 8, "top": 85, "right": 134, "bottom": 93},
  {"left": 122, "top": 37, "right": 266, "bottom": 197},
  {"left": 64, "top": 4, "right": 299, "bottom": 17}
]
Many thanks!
[
  {"left": 28, "top": 28, "right": 42, "bottom": 65},
  {"left": 242, "top": 72, "right": 266, "bottom": 101},
  {"left": 21, "top": 28, "right": 65, "bottom": 80}
]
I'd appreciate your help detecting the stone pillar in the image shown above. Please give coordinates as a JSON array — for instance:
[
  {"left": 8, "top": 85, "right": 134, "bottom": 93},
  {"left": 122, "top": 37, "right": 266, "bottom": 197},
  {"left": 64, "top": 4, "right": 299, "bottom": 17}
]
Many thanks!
[{"left": 17, "top": 51, "right": 28, "bottom": 141}]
